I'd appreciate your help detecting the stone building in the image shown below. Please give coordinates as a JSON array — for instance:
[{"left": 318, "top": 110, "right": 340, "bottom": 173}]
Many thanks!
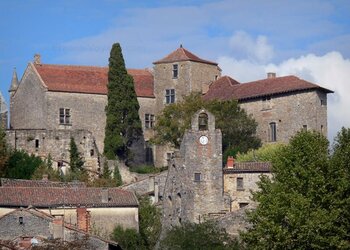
[
  {"left": 0, "top": 207, "right": 121, "bottom": 249},
  {"left": 0, "top": 178, "right": 139, "bottom": 237},
  {"left": 7, "top": 46, "right": 333, "bottom": 171},
  {"left": 0, "top": 91, "right": 8, "bottom": 130},
  {"left": 162, "top": 109, "right": 230, "bottom": 229}
]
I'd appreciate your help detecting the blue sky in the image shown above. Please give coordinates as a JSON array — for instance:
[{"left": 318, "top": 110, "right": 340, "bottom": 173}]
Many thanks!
[{"left": 1, "top": 0, "right": 350, "bottom": 140}]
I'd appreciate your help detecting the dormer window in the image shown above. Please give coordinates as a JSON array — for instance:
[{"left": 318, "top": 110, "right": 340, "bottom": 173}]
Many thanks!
[{"left": 172, "top": 64, "right": 178, "bottom": 78}]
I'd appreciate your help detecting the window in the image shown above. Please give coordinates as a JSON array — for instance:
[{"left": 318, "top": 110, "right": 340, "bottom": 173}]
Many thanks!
[
  {"left": 303, "top": 125, "right": 307, "bottom": 131},
  {"left": 237, "top": 177, "right": 244, "bottom": 190},
  {"left": 239, "top": 202, "right": 249, "bottom": 209},
  {"left": 165, "top": 89, "right": 175, "bottom": 104},
  {"left": 145, "top": 141, "right": 153, "bottom": 164},
  {"left": 19, "top": 216, "right": 23, "bottom": 225},
  {"left": 35, "top": 139, "right": 39, "bottom": 149},
  {"left": 269, "top": 122, "right": 277, "bottom": 142},
  {"left": 145, "top": 114, "right": 155, "bottom": 129},
  {"left": 198, "top": 113, "right": 208, "bottom": 131},
  {"left": 262, "top": 96, "right": 272, "bottom": 110},
  {"left": 167, "top": 152, "right": 175, "bottom": 162},
  {"left": 172, "top": 64, "right": 178, "bottom": 78},
  {"left": 59, "top": 108, "right": 71, "bottom": 125},
  {"left": 194, "top": 173, "right": 201, "bottom": 182}
]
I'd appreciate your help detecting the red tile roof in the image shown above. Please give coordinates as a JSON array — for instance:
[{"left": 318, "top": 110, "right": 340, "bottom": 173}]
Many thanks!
[
  {"left": 0, "top": 187, "right": 138, "bottom": 208},
  {"left": 204, "top": 75, "right": 333, "bottom": 101},
  {"left": 153, "top": 46, "right": 218, "bottom": 65},
  {"left": 34, "top": 64, "right": 154, "bottom": 97},
  {"left": 1, "top": 178, "right": 86, "bottom": 188},
  {"left": 224, "top": 162, "right": 271, "bottom": 173}
]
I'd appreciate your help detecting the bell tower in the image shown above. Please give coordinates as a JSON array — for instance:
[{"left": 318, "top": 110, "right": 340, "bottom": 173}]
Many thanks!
[{"left": 162, "top": 109, "right": 227, "bottom": 229}]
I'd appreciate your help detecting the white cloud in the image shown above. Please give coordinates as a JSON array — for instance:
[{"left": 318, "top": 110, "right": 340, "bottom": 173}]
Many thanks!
[
  {"left": 229, "top": 31, "right": 274, "bottom": 63},
  {"left": 218, "top": 51, "right": 350, "bottom": 141}
]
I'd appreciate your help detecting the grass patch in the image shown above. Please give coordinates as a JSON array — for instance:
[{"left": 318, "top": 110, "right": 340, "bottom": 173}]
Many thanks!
[{"left": 130, "top": 165, "right": 168, "bottom": 174}]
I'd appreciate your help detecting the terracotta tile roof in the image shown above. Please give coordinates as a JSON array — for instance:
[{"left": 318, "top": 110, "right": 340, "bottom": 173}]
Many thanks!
[
  {"left": 0, "top": 187, "right": 138, "bottom": 208},
  {"left": 1, "top": 178, "right": 86, "bottom": 188},
  {"left": 224, "top": 162, "right": 271, "bottom": 173},
  {"left": 204, "top": 75, "right": 333, "bottom": 101},
  {"left": 153, "top": 46, "right": 218, "bottom": 65},
  {"left": 34, "top": 64, "right": 154, "bottom": 97}
]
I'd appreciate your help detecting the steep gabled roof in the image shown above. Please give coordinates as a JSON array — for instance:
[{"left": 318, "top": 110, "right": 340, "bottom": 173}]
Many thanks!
[
  {"left": 153, "top": 46, "right": 218, "bottom": 65},
  {"left": 33, "top": 64, "right": 154, "bottom": 98},
  {"left": 0, "top": 187, "right": 138, "bottom": 208},
  {"left": 204, "top": 75, "right": 333, "bottom": 101}
]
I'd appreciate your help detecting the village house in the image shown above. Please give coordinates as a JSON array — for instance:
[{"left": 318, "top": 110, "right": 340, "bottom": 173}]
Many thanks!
[{"left": 0, "top": 178, "right": 139, "bottom": 238}]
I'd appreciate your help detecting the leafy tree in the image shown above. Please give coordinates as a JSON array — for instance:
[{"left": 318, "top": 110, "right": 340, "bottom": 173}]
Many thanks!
[
  {"left": 90, "top": 161, "right": 121, "bottom": 187},
  {"left": 31, "top": 154, "right": 61, "bottom": 181},
  {"left": 69, "top": 137, "right": 84, "bottom": 172},
  {"left": 5, "top": 150, "right": 43, "bottom": 179},
  {"left": 151, "top": 92, "right": 260, "bottom": 158},
  {"left": 139, "top": 197, "right": 162, "bottom": 249},
  {"left": 0, "top": 126, "right": 9, "bottom": 176},
  {"left": 160, "top": 220, "right": 241, "bottom": 250},
  {"left": 235, "top": 143, "right": 285, "bottom": 162},
  {"left": 241, "top": 130, "right": 350, "bottom": 249},
  {"left": 104, "top": 43, "right": 143, "bottom": 161},
  {"left": 111, "top": 225, "right": 144, "bottom": 250}
]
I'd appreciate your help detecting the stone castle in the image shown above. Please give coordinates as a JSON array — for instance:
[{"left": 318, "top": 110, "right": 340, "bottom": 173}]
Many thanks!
[{"left": 5, "top": 46, "right": 333, "bottom": 174}]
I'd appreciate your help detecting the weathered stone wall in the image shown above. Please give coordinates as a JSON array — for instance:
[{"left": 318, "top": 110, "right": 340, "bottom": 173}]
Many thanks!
[
  {"left": 162, "top": 110, "right": 228, "bottom": 230},
  {"left": 224, "top": 171, "right": 272, "bottom": 211},
  {"left": 10, "top": 63, "right": 47, "bottom": 129},
  {"left": 0, "top": 209, "right": 51, "bottom": 240},
  {"left": 240, "top": 90, "right": 328, "bottom": 144},
  {"left": 5, "top": 129, "right": 99, "bottom": 173},
  {"left": 45, "top": 207, "right": 139, "bottom": 238}
]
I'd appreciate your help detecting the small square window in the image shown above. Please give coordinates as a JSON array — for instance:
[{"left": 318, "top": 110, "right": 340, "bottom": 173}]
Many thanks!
[
  {"left": 303, "top": 125, "right": 307, "bottom": 131},
  {"left": 262, "top": 96, "right": 272, "bottom": 110},
  {"left": 237, "top": 177, "right": 244, "bottom": 190},
  {"left": 145, "top": 114, "right": 155, "bottom": 129},
  {"left": 172, "top": 64, "right": 178, "bottom": 78},
  {"left": 194, "top": 173, "right": 201, "bottom": 182},
  {"left": 165, "top": 89, "right": 175, "bottom": 104},
  {"left": 59, "top": 108, "right": 71, "bottom": 125}
]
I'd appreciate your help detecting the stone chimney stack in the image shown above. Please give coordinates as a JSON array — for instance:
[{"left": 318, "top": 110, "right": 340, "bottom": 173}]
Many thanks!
[
  {"left": 76, "top": 207, "right": 91, "bottom": 232},
  {"left": 227, "top": 156, "right": 235, "bottom": 168},
  {"left": 267, "top": 72, "right": 276, "bottom": 79},
  {"left": 34, "top": 54, "right": 41, "bottom": 64},
  {"left": 101, "top": 188, "right": 108, "bottom": 203}
]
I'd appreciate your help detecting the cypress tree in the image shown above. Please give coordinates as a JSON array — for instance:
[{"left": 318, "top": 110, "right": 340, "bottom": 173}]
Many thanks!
[
  {"left": 104, "top": 43, "right": 142, "bottom": 160},
  {"left": 69, "top": 137, "right": 84, "bottom": 172}
]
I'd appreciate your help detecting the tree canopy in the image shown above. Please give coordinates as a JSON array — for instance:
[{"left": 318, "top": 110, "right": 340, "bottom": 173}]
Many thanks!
[
  {"left": 160, "top": 220, "right": 240, "bottom": 250},
  {"left": 241, "top": 129, "right": 350, "bottom": 249},
  {"left": 104, "top": 43, "right": 143, "bottom": 161},
  {"left": 151, "top": 92, "right": 261, "bottom": 157}
]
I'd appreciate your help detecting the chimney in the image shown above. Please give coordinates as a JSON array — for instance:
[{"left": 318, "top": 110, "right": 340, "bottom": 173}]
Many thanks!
[
  {"left": 267, "top": 72, "right": 276, "bottom": 79},
  {"left": 101, "top": 188, "right": 108, "bottom": 203},
  {"left": 227, "top": 156, "right": 235, "bottom": 168},
  {"left": 76, "top": 207, "right": 90, "bottom": 232},
  {"left": 42, "top": 174, "right": 48, "bottom": 181},
  {"left": 34, "top": 54, "right": 41, "bottom": 64}
]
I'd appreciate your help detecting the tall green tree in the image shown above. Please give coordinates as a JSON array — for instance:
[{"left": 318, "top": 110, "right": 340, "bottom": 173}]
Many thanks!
[
  {"left": 69, "top": 137, "right": 84, "bottom": 172},
  {"left": 104, "top": 43, "right": 143, "bottom": 161},
  {"left": 152, "top": 92, "right": 260, "bottom": 157},
  {"left": 0, "top": 126, "right": 9, "bottom": 176},
  {"left": 241, "top": 130, "right": 350, "bottom": 249}
]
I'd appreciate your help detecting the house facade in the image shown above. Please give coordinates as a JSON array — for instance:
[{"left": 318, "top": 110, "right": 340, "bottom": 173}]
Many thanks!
[{"left": 6, "top": 46, "right": 333, "bottom": 171}]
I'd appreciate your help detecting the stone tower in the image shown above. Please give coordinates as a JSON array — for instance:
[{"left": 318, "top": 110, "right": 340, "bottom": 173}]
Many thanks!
[{"left": 162, "top": 109, "right": 228, "bottom": 229}]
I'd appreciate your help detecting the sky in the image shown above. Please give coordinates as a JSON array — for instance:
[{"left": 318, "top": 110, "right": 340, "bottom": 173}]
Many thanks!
[{"left": 1, "top": 0, "right": 350, "bottom": 141}]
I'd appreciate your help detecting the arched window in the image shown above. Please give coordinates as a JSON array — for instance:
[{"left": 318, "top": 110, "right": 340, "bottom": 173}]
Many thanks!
[{"left": 198, "top": 113, "right": 208, "bottom": 131}]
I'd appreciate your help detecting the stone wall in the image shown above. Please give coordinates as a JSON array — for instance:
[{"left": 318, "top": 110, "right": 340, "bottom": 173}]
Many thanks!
[
  {"left": 10, "top": 63, "right": 47, "bottom": 129},
  {"left": 5, "top": 129, "right": 99, "bottom": 173},
  {"left": 240, "top": 90, "right": 328, "bottom": 144},
  {"left": 162, "top": 110, "right": 229, "bottom": 230},
  {"left": 0, "top": 209, "right": 51, "bottom": 240},
  {"left": 224, "top": 171, "right": 272, "bottom": 211}
]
